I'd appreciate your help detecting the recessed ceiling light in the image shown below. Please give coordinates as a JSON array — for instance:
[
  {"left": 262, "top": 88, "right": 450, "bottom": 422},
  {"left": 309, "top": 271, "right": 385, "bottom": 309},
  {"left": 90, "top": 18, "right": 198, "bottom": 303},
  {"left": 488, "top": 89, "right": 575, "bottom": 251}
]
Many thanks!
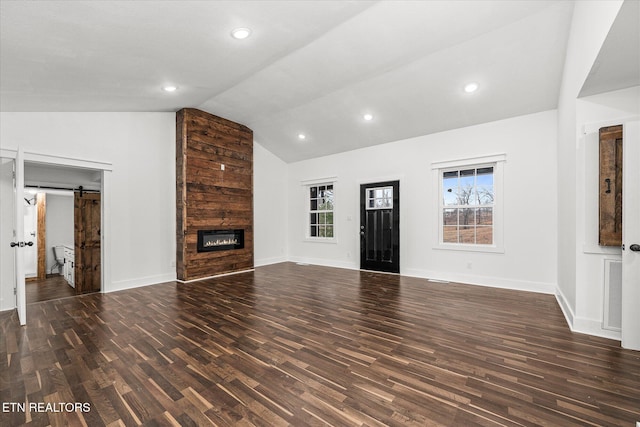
[
  {"left": 363, "top": 113, "right": 374, "bottom": 121},
  {"left": 162, "top": 85, "right": 177, "bottom": 92},
  {"left": 464, "top": 82, "right": 479, "bottom": 93},
  {"left": 298, "top": 133, "right": 306, "bottom": 140},
  {"left": 231, "top": 28, "right": 251, "bottom": 40}
]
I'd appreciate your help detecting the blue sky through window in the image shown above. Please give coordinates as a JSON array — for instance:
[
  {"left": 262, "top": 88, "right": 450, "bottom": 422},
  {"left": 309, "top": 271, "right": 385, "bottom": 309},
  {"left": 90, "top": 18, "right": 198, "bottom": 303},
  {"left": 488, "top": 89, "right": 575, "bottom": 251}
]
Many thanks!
[{"left": 443, "top": 167, "right": 493, "bottom": 206}]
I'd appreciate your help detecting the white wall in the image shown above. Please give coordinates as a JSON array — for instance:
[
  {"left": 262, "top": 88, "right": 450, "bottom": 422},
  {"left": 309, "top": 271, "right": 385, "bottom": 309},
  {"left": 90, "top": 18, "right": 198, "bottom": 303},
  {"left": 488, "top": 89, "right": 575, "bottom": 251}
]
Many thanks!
[
  {"left": 555, "top": 0, "right": 624, "bottom": 330},
  {"left": 254, "top": 141, "right": 288, "bottom": 266},
  {"left": 0, "top": 112, "right": 177, "bottom": 302},
  {"left": 287, "top": 110, "right": 558, "bottom": 293},
  {"left": 44, "top": 193, "right": 74, "bottom": 274}
]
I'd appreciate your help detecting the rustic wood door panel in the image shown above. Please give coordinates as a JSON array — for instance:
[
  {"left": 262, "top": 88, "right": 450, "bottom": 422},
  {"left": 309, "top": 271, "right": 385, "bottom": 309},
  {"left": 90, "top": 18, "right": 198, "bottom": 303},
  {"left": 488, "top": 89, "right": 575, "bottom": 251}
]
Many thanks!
[
  {"left": 74, "top": 191, "right": 101, "bottom": 294},
  {"left": 599, "top": 125, "right": 623, "bottom": 246}
]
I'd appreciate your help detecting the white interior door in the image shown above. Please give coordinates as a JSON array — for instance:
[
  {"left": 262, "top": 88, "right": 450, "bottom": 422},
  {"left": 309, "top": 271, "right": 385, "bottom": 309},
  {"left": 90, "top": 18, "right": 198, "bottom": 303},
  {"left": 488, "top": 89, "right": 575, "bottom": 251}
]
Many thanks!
[
  {"left": 3, "top": 148, "right": 27, "bottom": 325},
  {"left": 1, "top": 150, "right": 27, "bottom": 324},
  {"left": 0, "top": 156, "right": 16, "bottom": 313},
  {"left": 622, "top": 120, "right": 640, "bottom": 350}
]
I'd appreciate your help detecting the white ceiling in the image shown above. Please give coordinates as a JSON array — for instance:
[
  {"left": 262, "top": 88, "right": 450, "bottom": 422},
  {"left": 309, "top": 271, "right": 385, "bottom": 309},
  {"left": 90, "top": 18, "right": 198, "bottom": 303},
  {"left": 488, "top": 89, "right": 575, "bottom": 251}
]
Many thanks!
[
  {"left": 579, "top": 0, "right": 640, "bottom": 98},
  {"left": 0, "top": 1, "right": 635, "bottom": 163}
]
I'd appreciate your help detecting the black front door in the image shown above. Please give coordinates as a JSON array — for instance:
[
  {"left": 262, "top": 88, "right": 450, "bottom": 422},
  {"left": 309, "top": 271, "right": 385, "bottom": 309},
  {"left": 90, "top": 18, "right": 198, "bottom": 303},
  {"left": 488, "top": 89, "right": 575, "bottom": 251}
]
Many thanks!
[{"left": 360, "top": 180, "right": 400, "bottom": 273}]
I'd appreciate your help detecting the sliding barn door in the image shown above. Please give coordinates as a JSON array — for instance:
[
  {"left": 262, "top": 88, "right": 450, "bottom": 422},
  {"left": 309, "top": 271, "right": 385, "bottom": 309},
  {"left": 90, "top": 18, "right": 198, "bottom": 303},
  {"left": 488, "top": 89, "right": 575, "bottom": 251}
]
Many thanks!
[{"left": 74, "top": 192, "right": 101, "bottom": 294}]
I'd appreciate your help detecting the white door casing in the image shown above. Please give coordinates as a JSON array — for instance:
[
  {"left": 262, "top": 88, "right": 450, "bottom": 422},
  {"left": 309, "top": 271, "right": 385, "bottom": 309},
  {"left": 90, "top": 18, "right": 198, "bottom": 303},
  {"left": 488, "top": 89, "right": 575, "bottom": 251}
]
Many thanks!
[
  {"left": 1, "top": 148, "right": 113, "bottom": 323},
  {"left": 14, "top": 148, "right": 26, "bottom": 325},
  {"left": 23, "top": 199, "right": 37, "bottom": 278},
  {"left": 622, "top": 120, "right": 640, "bottom": 351}
]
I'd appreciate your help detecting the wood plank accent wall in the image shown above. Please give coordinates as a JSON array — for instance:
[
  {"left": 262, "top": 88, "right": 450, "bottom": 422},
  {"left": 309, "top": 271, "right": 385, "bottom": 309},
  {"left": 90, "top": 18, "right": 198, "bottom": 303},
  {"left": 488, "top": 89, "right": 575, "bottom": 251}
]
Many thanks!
[{"left": 176, "top": 108, "right": 254, "bottom": 281}]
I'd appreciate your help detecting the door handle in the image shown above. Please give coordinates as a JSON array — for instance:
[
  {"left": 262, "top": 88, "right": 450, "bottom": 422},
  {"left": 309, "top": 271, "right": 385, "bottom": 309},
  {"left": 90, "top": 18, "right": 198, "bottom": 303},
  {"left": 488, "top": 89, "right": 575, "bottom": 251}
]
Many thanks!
[
  {"left": 630, "top": 244, "right": 640, "bottom": 252},
  {"left": 9, "top": 241, "right": 33, "bottom": 247}
]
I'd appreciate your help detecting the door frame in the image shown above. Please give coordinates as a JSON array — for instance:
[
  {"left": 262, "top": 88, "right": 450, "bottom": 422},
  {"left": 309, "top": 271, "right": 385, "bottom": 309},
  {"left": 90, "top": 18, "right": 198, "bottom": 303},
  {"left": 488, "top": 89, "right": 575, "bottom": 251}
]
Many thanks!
[
  {"left": 359, "top": 179, "right": 401, "bottom": 274},
  {"left": 15, "top": 148, "right": 26, "bottom": 324},
  {"left": 23, "top": 192, "right": 38, "bottom": 279},
  {"left": 621, "top": 120, "right": 640, "bottom": 350},
  {"left": 0, "top": 148, "right": 112, "bottom": 323}
]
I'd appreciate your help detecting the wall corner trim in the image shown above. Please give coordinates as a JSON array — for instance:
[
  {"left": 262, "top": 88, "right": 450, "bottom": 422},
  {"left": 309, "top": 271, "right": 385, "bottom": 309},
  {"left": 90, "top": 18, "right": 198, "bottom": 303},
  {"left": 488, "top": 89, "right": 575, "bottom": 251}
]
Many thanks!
[{"left": 555, "top": 286, "right": 575, "bottom": 331}]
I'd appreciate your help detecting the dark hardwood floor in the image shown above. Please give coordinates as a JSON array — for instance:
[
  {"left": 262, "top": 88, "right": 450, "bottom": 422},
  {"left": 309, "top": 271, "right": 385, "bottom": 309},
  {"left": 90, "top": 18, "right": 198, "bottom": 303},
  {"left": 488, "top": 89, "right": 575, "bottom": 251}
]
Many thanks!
[
  {"left": 1, "top": 262, "right": 639, "bottom": 426},
  {"left": 26, "top": 275, "right": 76, "bottom": 304}
]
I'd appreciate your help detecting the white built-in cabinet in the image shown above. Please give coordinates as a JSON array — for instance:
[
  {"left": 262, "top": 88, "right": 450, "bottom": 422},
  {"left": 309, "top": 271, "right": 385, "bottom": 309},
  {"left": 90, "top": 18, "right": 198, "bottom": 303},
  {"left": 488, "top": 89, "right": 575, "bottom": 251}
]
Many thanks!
[{"left": 63, "top": 245, "right": 75, "bottom": 288}]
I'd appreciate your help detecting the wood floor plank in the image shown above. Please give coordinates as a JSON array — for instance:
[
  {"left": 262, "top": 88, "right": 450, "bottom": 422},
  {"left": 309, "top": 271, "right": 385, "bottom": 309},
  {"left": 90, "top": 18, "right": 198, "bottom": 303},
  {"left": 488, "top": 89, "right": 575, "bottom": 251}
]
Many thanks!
[
  {"left": 1, "top": 262, "right": 639, "bottom": 426},
  {"left": 25, "top": 276, "right": 77, "bottom": 305}
]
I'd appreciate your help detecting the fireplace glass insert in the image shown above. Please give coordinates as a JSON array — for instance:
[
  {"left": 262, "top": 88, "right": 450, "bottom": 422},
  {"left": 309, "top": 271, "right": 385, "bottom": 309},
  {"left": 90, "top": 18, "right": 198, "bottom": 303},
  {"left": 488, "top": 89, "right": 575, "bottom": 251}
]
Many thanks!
[{"left": 197, "top": 229, "right": 244, "bottom": 252}]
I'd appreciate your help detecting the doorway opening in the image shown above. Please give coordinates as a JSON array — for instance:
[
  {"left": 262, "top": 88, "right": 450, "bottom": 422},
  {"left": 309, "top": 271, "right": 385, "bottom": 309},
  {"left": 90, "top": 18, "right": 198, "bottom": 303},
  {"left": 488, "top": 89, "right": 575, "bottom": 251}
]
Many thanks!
[
  {"left": 24, "top": 163, "right": 102, "bottom": 304},
  {"left": 360, "top": 180, "right": 400, "bottom": 273}
]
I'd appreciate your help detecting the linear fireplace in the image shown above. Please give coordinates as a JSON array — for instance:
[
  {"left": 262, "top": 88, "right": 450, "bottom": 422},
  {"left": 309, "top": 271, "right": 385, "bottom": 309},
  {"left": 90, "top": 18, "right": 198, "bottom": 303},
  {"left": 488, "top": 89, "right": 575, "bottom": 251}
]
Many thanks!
[{"left": 197, "top": 229, "right": 245, "bottom": 252}]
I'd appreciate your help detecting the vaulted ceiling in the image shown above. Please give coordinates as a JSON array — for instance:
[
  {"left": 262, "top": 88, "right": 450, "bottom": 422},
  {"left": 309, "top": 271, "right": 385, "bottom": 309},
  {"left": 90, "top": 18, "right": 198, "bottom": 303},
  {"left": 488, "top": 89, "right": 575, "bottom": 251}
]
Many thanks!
[{"left": 1, "top": 1, "right": 635, "bottom": 163}]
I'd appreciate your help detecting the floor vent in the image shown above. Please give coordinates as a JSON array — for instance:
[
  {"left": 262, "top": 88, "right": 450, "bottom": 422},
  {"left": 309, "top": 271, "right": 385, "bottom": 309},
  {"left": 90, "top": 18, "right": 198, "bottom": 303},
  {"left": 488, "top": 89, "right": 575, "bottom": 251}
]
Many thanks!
[{"left": 603, "top": 259, "right": 622, "bottom": 331}]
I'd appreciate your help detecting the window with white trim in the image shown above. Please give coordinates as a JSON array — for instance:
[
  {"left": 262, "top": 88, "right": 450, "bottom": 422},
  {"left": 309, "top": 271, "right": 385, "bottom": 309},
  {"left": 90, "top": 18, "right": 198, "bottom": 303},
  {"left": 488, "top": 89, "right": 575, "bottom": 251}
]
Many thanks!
[
  {"left": 442, "top": 166, "right": 494, "bottom": 244},
  {"left": 308, "top": 183, "right": 334, "bottom": 238},
  {"left": 433, "top": 154, "right": 505, "bottom": 252}
]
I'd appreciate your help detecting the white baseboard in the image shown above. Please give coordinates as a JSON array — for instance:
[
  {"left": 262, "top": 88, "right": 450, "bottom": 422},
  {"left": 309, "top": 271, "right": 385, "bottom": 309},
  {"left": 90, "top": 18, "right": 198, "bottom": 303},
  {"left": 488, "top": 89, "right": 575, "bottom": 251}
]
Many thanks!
[
  {"left": 284, "top": 259, "right": 556, "bottom": 294},
  {"left": 555, "top": 286, "right": 622, "bottom": 341},
  {"left": 573, "top": 316, "right": 621, "bottom": 340},
  {"left": 403, "top": 268, "right": 556, "bottom": 294},
  {"left": 555, "top": 286, "right": 575, "bottom": 328},
  {"left": 254, "top": 256, "right": 288, "bottom": 267},
  {"left": 106, "top": 272, "right": 176, "bottom": 293},
  {"left": 176, "top": 268, "right": 254, "bottom": 284},
  {"left": 288, "top": 256, "right": 358, "bottom": 271}
]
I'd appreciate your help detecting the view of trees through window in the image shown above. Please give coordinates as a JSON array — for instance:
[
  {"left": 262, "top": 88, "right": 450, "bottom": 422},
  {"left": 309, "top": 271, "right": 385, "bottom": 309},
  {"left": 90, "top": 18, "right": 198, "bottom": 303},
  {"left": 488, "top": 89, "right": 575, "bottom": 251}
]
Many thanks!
[
  {"left": 442, "top": 166, "right": 494, "bottom": 244},
  {"left": 309, "top": 184, "right": 334, "bottom": 238}
]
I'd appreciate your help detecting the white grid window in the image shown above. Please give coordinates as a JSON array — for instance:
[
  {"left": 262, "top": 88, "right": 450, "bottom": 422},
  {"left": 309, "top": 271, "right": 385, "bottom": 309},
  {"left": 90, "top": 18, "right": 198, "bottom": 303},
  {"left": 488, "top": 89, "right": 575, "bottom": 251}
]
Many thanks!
[
  {"left": 442, "top": 166, "right": 494, "bottom": 245},
  {"left": 433, "top": 154, "right": 505, "bottom": 253},
  {"left": 366, "top": 186, "right": 393, "bottom": 210},
  {"left": 308, "top": 184, "right": 334, "bottom": 238}
]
